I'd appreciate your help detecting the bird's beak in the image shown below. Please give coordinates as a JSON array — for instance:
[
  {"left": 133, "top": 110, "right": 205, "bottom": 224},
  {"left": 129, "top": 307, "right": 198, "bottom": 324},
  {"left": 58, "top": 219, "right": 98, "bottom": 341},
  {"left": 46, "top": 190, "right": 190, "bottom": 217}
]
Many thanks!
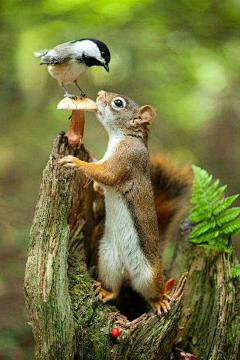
[{"left": 103, "top": 63, "right": 109, "bottom": 72}]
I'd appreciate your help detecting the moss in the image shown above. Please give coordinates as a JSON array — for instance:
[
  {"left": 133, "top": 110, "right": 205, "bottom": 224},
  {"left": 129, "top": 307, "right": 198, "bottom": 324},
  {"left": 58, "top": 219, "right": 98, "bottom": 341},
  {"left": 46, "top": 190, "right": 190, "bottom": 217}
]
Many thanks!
[
  {"left": 171, "top": 230, "right": 240, "bottom": 360},
  {"left": 25, "top": 135, "right": 240, "bottom": 360},
  {"left": 67, "top": 253, "right": 117, "bottom": 359}
]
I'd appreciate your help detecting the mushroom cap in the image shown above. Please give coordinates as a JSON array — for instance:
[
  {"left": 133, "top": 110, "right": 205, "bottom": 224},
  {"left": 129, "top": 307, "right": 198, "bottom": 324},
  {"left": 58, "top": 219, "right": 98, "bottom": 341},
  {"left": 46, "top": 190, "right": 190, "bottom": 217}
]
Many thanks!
[{"left": 57, "top": 96, "right": 97, "bottom": 112}]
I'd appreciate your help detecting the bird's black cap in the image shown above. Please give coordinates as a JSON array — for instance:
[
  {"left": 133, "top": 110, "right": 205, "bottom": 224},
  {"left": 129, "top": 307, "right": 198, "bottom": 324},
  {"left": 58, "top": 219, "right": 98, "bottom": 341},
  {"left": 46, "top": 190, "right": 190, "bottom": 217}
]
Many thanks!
[{"left": 71, "top": 38, "right": 111, "bottom": 64}]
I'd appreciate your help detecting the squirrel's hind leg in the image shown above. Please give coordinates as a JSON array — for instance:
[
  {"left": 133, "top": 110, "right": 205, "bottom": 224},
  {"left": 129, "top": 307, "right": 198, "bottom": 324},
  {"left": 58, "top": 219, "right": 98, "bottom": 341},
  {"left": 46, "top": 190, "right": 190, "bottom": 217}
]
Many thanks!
[
  {"left": 94, "top": 281, "right": 119, "bottom": 302},
  {"left": 94, "top": 238, "right": 123, "bottom": 303},
  {"left": 149, "top": 278, "right": 175, "bottom": 315},
  {"left": 130, "top": 260, "right": 175, "bottom": 316}
]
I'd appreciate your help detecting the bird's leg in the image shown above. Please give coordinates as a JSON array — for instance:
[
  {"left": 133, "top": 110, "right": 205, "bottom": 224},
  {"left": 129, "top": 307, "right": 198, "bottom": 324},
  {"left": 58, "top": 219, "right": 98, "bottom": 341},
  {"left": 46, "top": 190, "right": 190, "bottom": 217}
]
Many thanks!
[
  {"left": 59, "top": 82, "right": 77, "bottom": 99},
  {"left": 74, "top": 80, "right": 86, "bottom": 97}
]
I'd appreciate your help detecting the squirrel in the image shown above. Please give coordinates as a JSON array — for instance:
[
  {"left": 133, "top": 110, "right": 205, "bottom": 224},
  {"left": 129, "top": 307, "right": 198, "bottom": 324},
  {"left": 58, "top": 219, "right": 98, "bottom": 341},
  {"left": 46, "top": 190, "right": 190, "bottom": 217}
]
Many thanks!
[{"left": 59, "top": 90, "right": 192, "bottom": 315}]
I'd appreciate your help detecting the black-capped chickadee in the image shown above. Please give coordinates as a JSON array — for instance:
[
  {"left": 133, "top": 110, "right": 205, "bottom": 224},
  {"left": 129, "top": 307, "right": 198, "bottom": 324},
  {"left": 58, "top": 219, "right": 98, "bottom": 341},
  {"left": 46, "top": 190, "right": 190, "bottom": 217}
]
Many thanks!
[{"left": 33, "top": 38, "right": 111, "bottom": 98}]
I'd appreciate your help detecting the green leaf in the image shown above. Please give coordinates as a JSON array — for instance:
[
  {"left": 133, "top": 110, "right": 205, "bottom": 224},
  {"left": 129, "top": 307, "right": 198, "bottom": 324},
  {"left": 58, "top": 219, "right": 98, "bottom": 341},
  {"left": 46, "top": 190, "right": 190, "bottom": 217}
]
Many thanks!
[
  {"left": 189, "top": 208, "right": 212, "bottom": 222},
  {"left": 222, "top": 218, "right": 240, "bottom": 235},
  {"left": 189, "top": 165, "right": 240, "bottom": 253},
  {"left": 216, "top": 207, "right": 240, "bottom": 226},
  {"left": 198, "top": 244, "right": 226, "bottom": 252},
  {"left": 189, "top": 220, "right": 216, "bottom": 238},
  {"left": 230, "top": 264, "right": 240, "bottom": 278},
  {"left": 189, "top": 211, "right": 211, "bottom": 222},
  {"left": 209, "top": 185, "right": 227, "bottom": 203},
  {"left": 190, "top": 229, "right": 219, "bottom": 244},
  {"left": 225, "top": 246, "right": 233, "bottom": 254},
  {"left": 212, "top": 195, "right": 239, "bottom": 215},
  {"left": 189, "top": 204, "right": 212, "bottom": 221},
  {"left": 231, "top": 228, "right": 240, "bottom": 237},
  {"left": 206, "top": 179, "right": 220, "bottom": 196},
  {"left": 191, "top": 165, "right": 213, "bottom": 188}
]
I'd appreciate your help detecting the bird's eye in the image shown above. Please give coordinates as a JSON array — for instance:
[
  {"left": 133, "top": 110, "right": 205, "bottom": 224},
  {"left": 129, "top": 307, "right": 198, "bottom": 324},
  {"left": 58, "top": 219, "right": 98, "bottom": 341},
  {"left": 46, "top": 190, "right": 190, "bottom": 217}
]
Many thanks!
[{"left": 111, "top": 97, "right": 126, "bottom": 111}]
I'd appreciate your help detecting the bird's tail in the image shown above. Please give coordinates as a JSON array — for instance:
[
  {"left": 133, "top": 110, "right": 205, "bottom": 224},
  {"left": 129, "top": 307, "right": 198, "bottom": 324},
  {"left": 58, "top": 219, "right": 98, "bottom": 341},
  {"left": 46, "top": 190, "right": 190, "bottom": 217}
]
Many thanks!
[{"left": 150, "top": 155, "right": 193, "bottom": 242}]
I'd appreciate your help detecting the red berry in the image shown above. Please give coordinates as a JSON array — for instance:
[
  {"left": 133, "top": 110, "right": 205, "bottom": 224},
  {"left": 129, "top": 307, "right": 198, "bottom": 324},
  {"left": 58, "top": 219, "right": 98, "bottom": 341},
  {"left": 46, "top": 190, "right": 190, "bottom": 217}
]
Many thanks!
[{"left": 111, "top": 328, "right": 120, "bottom": 338}]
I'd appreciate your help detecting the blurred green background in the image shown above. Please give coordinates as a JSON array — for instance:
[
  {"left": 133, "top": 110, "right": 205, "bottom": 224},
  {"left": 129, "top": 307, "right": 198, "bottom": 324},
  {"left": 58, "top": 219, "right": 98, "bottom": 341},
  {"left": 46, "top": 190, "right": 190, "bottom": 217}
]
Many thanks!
[{"left": 1, "top": 0, "right": 240, "bottom": 358}]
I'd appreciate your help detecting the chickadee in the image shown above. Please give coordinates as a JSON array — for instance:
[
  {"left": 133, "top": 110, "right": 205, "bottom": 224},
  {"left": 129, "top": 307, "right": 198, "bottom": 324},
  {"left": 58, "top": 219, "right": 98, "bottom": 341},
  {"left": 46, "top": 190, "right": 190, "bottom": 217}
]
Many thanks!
[{"left": 33, "top": 38, "right": 111, "bottom": 98}]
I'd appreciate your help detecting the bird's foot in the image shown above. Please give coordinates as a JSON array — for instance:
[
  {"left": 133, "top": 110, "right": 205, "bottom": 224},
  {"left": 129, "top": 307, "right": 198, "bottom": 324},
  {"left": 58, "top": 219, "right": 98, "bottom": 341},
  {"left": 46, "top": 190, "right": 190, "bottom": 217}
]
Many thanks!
[
  {"left": 93, "top": 281, "right": 118, "bottom": 303},
  {"left": 80, "top": 91, "right": 86, "bottom": 98},
  {"left": 64, "top": 93, "right": 77, "bottom": 99}
]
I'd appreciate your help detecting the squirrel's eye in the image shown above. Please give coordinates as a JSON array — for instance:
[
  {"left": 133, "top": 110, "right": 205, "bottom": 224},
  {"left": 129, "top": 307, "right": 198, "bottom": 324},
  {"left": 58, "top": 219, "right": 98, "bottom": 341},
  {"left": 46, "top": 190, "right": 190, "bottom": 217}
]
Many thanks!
[
  {"left": 114, "top": 100, "right": 123, "bottom": 107},
  {"left": 111, "top": 97, "right": 126, "bottom": 111}
]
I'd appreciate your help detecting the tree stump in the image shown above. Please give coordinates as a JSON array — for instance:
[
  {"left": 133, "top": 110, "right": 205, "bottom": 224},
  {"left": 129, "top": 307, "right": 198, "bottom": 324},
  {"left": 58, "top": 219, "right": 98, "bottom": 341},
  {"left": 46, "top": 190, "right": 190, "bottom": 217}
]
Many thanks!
[{"left": 24, "top": 133, "right": 240, "bottom": 360}]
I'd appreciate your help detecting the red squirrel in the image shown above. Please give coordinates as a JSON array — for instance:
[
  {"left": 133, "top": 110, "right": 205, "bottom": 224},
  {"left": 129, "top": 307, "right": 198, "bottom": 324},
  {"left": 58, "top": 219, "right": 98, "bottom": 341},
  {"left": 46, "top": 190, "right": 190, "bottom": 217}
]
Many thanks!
[{"left": 59, "top": 90, "right": 192, "bottom": 314}]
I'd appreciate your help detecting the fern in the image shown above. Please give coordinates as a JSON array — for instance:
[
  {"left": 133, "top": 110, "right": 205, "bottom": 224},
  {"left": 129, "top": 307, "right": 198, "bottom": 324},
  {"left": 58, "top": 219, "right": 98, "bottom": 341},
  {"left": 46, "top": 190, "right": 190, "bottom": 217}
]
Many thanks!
[
  {"left": 189, "top": 165, "right": 240, "bottom": 257},
  {"left": 230, "top": 264, "right": 240, "bottom": 278}
]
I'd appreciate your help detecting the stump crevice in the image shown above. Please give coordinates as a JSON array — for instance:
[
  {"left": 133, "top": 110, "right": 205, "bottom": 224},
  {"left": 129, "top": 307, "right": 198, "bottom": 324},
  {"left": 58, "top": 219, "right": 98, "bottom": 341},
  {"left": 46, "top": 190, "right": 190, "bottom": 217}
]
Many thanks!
[{"left": 24, "top": 134, "right": 240, "bottom": 360}]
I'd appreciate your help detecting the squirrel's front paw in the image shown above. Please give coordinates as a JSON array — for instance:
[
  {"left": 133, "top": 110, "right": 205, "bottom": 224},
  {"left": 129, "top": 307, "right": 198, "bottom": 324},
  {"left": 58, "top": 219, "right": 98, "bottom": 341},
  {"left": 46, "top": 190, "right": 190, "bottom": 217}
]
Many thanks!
[{"left": 58, "top": 155, "right": 81, "bottom": 168}]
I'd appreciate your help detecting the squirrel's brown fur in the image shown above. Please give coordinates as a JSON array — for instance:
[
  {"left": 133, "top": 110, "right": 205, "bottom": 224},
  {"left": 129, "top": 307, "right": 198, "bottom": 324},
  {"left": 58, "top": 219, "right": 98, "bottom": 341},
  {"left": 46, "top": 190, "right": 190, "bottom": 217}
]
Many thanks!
[
  {"left": 59, "top": 90, "right": 192, "bottom": 315},
  {"left": 150, "top": 155, "right": 192, "bottom": 242}
]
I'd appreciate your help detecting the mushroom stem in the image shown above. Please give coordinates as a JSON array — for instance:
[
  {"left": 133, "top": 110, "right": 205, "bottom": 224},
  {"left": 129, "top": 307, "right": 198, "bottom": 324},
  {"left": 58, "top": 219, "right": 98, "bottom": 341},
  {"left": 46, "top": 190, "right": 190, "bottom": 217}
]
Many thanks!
[
  {"left": 64, "top": 110, "right": 85, "bottom": 146},
  {"left": 57, "top": 96, "right": 97, "bottom": 146}
]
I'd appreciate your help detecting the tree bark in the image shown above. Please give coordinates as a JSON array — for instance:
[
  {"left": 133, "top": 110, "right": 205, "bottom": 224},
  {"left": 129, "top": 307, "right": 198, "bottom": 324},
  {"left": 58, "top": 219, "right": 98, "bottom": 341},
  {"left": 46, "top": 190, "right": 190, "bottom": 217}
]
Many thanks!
[{"left": 24, "top": 133, "right": 240, "bottom": 360}]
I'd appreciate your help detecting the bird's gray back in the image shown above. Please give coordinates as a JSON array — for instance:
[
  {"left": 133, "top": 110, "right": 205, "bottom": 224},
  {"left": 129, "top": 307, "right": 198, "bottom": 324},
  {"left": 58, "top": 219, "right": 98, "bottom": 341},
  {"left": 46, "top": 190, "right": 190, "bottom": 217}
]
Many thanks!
[
  {"left": 40, "top": 42, "right": 73, "bottom": 65},
  {"left": 34, "top": 39, "right": 102, "bottom": 66}
]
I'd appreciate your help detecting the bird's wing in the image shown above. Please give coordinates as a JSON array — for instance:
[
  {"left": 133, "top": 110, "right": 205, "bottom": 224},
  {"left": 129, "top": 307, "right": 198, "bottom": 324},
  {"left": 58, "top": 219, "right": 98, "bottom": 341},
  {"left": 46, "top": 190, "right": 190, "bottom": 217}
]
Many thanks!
[
  {"left": 39, "top": 53, "right": 63, "bottom": 65},
  {"left": 38, "top": 42, "right": 74, "bottom": 65}
]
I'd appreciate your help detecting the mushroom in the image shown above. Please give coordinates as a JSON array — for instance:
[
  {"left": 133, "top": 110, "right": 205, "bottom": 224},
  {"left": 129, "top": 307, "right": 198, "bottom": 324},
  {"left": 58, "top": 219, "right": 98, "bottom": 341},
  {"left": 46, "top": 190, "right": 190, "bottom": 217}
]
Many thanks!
[{"left": 57, "top": 96, "right": 97, "bottom": 146}]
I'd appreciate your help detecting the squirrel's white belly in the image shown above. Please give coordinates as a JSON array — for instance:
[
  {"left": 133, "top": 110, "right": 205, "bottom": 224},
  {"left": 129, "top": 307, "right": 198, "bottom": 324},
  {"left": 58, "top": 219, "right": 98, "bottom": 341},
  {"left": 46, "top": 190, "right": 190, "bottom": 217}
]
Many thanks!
[
  {"left": 47, "top": 60, "right": 88, "bottom": 83},
  {"left": 100, "top": 186, "right": 153, "bottom": 297}
]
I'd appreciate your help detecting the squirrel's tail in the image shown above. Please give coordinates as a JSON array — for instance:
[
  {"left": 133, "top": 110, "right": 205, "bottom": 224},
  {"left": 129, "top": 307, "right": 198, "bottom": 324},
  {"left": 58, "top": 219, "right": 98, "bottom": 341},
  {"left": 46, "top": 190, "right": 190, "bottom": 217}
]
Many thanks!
[{"left": 150, "top": 155, "right": 193, "bottom": 242}]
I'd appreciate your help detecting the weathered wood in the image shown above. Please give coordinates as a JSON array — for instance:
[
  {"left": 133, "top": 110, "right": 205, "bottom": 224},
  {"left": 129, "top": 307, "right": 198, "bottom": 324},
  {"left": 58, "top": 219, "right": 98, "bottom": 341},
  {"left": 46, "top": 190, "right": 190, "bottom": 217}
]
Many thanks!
[
  {"left": 24, "top": 133, "right": 77, "bottom": 359},
  {"left": 24, "top": 133, "right": 240, "bottom": 360},
  {"left": 170, "top": 221, "right": 240, "bottom": 360}
]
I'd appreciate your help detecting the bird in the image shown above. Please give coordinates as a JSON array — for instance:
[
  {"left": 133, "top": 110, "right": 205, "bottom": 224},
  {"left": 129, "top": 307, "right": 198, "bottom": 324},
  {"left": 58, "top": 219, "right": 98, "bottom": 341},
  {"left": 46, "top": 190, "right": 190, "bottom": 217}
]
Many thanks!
[{"left": 33, "top": 38, "right": 111, "bottom": 98}]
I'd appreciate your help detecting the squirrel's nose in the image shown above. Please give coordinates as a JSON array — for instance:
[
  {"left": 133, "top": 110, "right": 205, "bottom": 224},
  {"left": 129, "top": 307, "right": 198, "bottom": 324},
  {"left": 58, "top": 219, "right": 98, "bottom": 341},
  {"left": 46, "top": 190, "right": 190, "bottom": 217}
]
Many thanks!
[{"left": 97, "top": 90, "right": 106, "bottom": 100}]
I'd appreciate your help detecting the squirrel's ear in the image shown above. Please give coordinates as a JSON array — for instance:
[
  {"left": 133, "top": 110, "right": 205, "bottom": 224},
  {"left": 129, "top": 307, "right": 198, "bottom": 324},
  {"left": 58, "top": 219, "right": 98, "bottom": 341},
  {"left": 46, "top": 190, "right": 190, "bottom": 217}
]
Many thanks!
[{"left": 135, "top": 105, "right": 156, "bottom": 126}]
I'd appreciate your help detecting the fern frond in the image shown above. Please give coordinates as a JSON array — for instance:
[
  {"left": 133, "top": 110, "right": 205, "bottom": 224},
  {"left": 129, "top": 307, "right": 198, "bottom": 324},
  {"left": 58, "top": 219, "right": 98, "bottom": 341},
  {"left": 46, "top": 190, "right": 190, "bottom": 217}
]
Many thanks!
[
  {"left": 216, "top": 207, "right": 240, "bottom": 226},
  {"left": 190, "top": 229, "right": 219, "bottom": 244},
  {"left": 222, "top": 218, "right": 240, "bottom": 235},
  {"left": 198, "top": 244, "right": 228, "bottom": 252},
  {"left": 206, "top": 179, "right": 220, "bottom": 196},
  {"left": 212, "top": 195, "right": 239, "bottom": 215},
  {"left": 189, "top": 207, "right": 212, "bottom": 222},
  {"left": 189, "top": 166, "right": 240, "bottom": 252},
  {"left": 230, "top": 263, "right": 240, "bottom": 278},
  {"left": 209, "top": 185, "right": 227, "bottom": 203},
  {"left": 189, "top": 219, "right": 216, "bottom": 239}
]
